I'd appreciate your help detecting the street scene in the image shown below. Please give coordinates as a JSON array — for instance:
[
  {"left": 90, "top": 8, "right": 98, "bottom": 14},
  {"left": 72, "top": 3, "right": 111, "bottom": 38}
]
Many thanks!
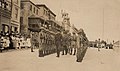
[
  {"left": 0, "top": 48, "right": 120, "bottom": 71},
  {"left": 1, "top": 0, "right": 120, "bottom": 71}
]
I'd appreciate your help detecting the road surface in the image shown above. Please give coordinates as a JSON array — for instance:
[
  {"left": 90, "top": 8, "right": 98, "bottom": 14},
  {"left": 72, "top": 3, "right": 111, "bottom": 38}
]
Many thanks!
[{"left": 0, "top": 48, "right": 120, "bottom": 71}]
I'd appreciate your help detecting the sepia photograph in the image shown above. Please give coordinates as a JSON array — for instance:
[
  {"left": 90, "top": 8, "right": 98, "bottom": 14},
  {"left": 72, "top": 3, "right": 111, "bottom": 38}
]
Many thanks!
[{"left": 0, "top": 0, "right": 120, "bottom": 71}]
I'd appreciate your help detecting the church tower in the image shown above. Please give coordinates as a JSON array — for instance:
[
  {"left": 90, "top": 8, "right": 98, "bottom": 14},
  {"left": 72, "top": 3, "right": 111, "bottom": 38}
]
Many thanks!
[{"left": 61, "top": 10, "right": 71, "bottom": 32}]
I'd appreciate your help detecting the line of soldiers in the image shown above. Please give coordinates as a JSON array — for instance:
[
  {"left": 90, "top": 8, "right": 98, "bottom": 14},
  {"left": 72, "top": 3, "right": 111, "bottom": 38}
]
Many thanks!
[
  {"left": 32, "top": 28, "right": 88, "bottom": 62},
  {"left": 35, "top": 31, "right": 56, "bottom": 57},
  {"left": 55, "top": 29, "right": 88, "bottom": 62}
]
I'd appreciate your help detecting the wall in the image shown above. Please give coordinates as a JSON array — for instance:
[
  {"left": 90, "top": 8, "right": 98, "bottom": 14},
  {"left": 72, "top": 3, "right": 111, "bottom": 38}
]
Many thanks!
[
  {"left": 7, "top": 0, "right": 20, "bottom": 33},
  {"left": 20, "top": 1, "right": 40, "bottom": 36}
]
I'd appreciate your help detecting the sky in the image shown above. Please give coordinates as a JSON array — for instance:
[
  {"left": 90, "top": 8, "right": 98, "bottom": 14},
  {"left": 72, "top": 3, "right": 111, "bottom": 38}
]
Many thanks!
[{"left": 32, "top": 0, "right": 120, "bottom": 42}]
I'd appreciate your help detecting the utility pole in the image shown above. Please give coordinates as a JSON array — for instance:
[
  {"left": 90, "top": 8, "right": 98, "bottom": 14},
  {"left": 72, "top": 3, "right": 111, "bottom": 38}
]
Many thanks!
[{"left": 102, "top": 8, "right": 104, "bottom": 41}]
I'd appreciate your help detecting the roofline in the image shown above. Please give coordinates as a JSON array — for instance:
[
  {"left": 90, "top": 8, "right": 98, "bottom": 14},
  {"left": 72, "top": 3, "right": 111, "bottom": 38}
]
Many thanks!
[
  {"left": 21, "top": 0, "right": 40, "bottom": 9},
  {"left": 36, "top": 4, "right": 56, "bottom": 17}
]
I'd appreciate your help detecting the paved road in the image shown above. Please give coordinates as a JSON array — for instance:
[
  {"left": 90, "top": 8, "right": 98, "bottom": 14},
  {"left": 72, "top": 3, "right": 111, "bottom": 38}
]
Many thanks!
[{"left": 0, "top": 48, "right": 120, "bottom": 71}]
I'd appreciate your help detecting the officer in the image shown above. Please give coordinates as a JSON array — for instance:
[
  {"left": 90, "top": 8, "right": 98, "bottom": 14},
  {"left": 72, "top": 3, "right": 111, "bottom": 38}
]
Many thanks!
[
  {"left": 76, "top": 28, "right": 84, "bottom": 62},
  {"left": 62, "top": 31, "right": 69, "bottom": 55},
  {"left": 55, "top": 32, "right": 62, "bottom": 57},
  {"left": 70, "top": 32, "right": 77, "bottom": 55}
]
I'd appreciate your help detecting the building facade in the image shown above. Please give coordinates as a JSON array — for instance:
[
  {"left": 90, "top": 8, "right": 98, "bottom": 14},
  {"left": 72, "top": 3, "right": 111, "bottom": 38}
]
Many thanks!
[
  {"left": 21, "top": 0, "right": 64, "bottom": 52},
  {"left": 20, "top": 0, "right": 63, "bottom": 36},
  {"left": 28, "top": 4, "right": 63, "bottom": 47},
  {"left": 20, "top": 0, "right": 41, "bottom": 37},
  {"left": 36, "top": 4, "right": 63, "bottom": 33},
  {"left": 0, "top": 0, "right": 11, "bottom": 35},
  {"left": 6, "top": 0, "right": 20, "bottom": 34}
]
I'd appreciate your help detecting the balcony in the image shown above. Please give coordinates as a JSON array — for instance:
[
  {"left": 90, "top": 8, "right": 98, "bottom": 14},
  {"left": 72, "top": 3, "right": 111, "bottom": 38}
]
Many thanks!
[{"left": 0, "top": 7, "right": 11, "bottom": 19}]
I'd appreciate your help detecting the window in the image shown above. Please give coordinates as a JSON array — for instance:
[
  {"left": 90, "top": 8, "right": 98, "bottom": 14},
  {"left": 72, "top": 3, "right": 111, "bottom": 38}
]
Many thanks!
[
  {"left": 2, "top": 24, "right": 9, "bottom": 33},
  {"left": 36, "top": 9, "right": 38, "bottom": 15},
  {"left": 33, "top": 7, "right": 35, "bottom": 13},
  {"left": 15, "top": 27, "right": 18, "bottom": 32},
  {"left": 44, "top": 9, "right": 46, "bottom": 15},
  {"left": 32, "top": 24, "right": 35, "bottom": 28},
  {"left": 8, "top": 3, "right": 11, "bottom": 11},
  {"left": 3, "top": 1, "right": 8, "bottom": 9},
  {"left": 20, "top": 17, "right": 23, "bottom": 24},
  {"left": 21, "top": 3, "right": 24, "bottom": 9},
  {"left": 46, "top": 11, "right": 48, "bottom": 16},
  {"left": 30, "top": 5, "right": 32, "bottom": 11},
  {"left": 11, "top": 26, "right": 14, "bottom": 32},
  {"left": 15, "top": 8, "right": 18, "bottom": 19}
]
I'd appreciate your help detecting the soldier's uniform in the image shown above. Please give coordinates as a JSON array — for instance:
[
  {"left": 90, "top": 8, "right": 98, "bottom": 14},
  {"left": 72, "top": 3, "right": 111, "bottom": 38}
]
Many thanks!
[
  {"left": 55, "top": 32, "right": 62, "bottom": 57},
  {"left": 62, "top": 32, "right": 69, "bottom": 55},
  {"left": 97, "top": 39, "right": 101, "bottom": 51},
  {"left": 70, "top": 33, "right": 77, "bottom": 55},
  {"left": 67, "top": 33, "right": 71, "bottom": 54},
  {"left": 76, "top": 29, "right": 84, "bottom": 62},
  {"left": 30, "top": 32, "right": 34, "bottom": 52},
  {"left": 43, "top": 33, "right": 47, "bottom": 55},
  {"left": 39, "top": 31, "right": 44, "bottom": 57}
]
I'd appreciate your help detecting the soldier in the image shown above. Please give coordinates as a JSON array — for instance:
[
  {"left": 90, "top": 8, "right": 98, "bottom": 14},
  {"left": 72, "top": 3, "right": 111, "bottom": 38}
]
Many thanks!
[
  {"left": 70, "top": 32, "right": 77, "bottom": 55},
  {"left": 76, "top": 29, "right": 84, "bottom": 62},
  {"left": 43, "top": 33, "right": 46, "bottom": 55},
  {"left": 62, "top": 31, "right": 69, "bottom": 55},
  {"left": 67, "top": 33, "right": 71, "bottom": 54},
  {"left": 45, "top": 34, "right": 48, "bottom": 55},
  {"left": 97, "top": 38, "right": 101, "bottom": 51},
  {"left": 55, "top": 32, "right": 62, "bottom": 57},
  {"left": 39, "top": 30, "right": 44, "bottom": 57},
  {"left": 30, "top": 32, "right": 34, "bottom": 52}
]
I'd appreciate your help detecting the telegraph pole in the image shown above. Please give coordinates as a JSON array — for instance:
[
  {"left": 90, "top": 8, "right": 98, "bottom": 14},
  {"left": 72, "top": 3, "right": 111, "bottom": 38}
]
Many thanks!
[{"left": 102, "top": 8, "right": 104, "bottom": 40}]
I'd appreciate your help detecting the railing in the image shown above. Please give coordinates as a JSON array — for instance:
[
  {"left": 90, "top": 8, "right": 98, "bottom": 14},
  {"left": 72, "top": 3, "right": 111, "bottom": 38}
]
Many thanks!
[{"left": 0, "top": 7, "right": 11, "bottom": 18}]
